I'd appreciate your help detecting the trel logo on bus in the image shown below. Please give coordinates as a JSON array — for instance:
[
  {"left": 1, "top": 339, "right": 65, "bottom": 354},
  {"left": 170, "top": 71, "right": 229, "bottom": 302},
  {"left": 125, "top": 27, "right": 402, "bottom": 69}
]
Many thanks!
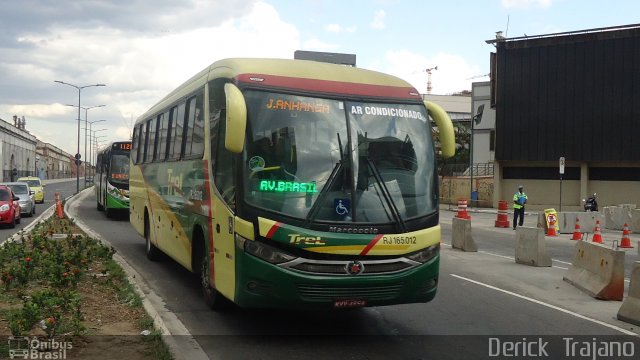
[{"left": 345, "top": 260, "right": 365, "bottom": 275}]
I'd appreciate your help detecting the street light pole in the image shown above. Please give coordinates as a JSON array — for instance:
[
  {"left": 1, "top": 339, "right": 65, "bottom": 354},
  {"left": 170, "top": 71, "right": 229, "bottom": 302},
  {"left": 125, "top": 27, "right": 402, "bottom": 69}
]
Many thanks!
[
  {"left": 94, "top": 136, "right": 107, "bottom": 168},
  {"left": 69, "top": 105, "right": 106, "bottom": 187},
  {"left": 54, "top": 80, "right": 105, "bottom": 193},
  {"left": 83, "top": 125, "right": 107, "bottom": 178}
]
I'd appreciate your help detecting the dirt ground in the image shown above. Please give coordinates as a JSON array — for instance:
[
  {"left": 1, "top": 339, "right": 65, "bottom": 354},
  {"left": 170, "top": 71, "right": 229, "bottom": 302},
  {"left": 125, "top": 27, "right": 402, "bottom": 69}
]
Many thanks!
[
  {"left": 0, "top": 221, "right": 167, "bottom": 360},
  {"left": 1, "top": 281, "right": 159, "bottom": 360}
]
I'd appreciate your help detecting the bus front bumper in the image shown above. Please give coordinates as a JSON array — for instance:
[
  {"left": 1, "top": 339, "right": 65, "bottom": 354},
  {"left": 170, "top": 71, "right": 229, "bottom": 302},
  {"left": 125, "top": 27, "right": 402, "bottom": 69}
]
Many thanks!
[{"left": 234, "top": 251, "right": 439, "bottom": 309}]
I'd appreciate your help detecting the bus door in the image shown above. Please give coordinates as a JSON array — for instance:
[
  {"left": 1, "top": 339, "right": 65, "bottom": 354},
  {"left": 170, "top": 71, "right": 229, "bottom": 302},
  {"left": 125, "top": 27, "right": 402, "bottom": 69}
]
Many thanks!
[{"left": 210, "top": 109, "right": 237, "bottom": 301}]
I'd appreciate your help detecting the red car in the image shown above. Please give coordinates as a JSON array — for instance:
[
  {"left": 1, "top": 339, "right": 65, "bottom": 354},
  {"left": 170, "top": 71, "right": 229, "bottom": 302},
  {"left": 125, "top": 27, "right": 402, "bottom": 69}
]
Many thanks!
[{"left": 0, "top": 185, "right": 20, "bottom": 228}]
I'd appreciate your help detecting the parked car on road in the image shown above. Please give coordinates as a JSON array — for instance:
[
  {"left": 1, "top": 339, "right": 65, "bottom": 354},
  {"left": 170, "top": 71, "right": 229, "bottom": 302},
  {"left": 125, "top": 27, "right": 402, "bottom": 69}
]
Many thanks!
[
  {"left": 0, "top": 185, "right": 20, "bottom": 227},
  {"left": 17, "top": 176, "right": 45, "bottom": 203},
  {"left": 2, "top": 182, "right": 36, "bottom": 217}
]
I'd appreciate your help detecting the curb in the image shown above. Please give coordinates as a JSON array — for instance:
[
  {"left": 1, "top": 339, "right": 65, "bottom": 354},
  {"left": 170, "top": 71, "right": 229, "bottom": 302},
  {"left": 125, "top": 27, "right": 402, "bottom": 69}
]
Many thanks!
[{"left": 65, "top": 188, "right": 209, "bottom": 360}]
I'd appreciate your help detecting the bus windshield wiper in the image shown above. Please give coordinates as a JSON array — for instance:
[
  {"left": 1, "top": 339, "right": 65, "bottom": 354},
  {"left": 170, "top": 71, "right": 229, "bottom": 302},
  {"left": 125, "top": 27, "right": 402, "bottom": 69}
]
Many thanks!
[
  {"left": 365, "top": 157, "right": 407, "bottom": 233},
  {"left": 304, "top": 133, "right": 346, "bottom": 227}
]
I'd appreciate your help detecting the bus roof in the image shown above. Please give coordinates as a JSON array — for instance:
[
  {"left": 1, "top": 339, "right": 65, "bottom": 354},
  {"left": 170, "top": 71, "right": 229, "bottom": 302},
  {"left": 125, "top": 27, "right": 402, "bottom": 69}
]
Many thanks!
[
  {"left": 137, "top": 57, "right": 422, "bottom": 123},
  {"left": 96, "top": 140, "right": 132, "bottom": 154}
]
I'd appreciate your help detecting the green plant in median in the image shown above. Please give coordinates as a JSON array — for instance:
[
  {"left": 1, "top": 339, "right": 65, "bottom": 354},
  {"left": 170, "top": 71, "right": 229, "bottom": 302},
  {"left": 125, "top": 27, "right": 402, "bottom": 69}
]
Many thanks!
[{"left": 0, "top": 215, "right": 116, "bottom": 337}]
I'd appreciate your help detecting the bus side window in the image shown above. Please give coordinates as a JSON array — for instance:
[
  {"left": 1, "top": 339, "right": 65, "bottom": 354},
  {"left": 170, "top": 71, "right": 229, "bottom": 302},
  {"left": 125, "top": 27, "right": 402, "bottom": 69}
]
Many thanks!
[
  {"left": 155, "top": 113, "right": 167, "bottom": 161},
  {"left": 140, "top": 122, "right": 148, "bottom": 163},
  {"left": 184, "top": 97, "right": 196, "bottom": 157},
  {"left": 213, "top": 109, "right": 235, "bottom": 209},
  {"left": 166, "top": 106, "right": 177, "bottom": 160},
  {"left": 170, "top": 103, "right": 186, "bottom": 160},
  {"left": 131, "top": 126, "right": 139, "bottom": 164},
  {"left": 191, "top": 92, "right": 205, "bottom": 158},
  {"left": 145, "top": 118, "right": 157, "bottom": 163}
]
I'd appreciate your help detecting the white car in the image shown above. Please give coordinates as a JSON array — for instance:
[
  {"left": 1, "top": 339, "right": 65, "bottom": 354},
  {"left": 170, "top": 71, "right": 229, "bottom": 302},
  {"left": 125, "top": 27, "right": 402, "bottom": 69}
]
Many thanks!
[{"left": 2, "top": 182, "right": 36, "bottom": 217}]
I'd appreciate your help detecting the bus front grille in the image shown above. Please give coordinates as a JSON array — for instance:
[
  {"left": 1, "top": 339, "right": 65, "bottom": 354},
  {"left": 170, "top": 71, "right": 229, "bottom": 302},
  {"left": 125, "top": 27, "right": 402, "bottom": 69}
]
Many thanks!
[
  {"left": 296, "top": 283, "right": 404, "bottom": 301},
  {"left": 282, "top": 258, "right": 416, "bottom": 276}
]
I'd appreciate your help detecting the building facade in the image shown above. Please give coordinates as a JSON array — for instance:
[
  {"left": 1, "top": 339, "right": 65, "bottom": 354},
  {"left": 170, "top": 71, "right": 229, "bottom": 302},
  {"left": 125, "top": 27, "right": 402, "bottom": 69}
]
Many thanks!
[
  {"left": 36, "top": 140, "right": 74, "bottom": 179},
  {"left": 488, "top": 24, "right": 640, "bottom": 210},
  {"left": 0, "top": 116, "right": 37, "bottom": 181}
]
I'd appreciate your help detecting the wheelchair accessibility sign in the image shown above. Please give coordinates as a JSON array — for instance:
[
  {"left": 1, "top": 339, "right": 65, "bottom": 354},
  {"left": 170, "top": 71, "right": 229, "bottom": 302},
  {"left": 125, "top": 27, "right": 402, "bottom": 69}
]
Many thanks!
[{"left": 334, "top": 199, "right": 351, "bottom": 217}]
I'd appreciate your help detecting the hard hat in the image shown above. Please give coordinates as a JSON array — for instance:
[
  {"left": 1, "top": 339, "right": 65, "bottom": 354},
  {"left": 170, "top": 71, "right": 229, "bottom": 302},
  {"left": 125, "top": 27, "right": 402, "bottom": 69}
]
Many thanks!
[{"left": 518, "top": 185, "right": 523, "bottom": 189}]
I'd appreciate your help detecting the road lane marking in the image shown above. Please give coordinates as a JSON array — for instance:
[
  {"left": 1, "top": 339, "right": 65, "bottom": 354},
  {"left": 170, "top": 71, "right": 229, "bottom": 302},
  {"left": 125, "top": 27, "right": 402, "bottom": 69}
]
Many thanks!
[
  {"left": 443, "top": 245, "right": 630, "bottom": 283},
  {"left": 450, "top": 273, "right": 637, "bottom": 336}
]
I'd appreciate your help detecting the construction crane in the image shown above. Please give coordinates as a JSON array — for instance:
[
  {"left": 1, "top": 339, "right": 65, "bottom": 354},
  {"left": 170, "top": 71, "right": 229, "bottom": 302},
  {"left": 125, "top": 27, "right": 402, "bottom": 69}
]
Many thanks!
[
  {"left": 467, "top": 73, "right": 490, "bottom": 80},
  {"left": 425, "top": 66, "right": 438, "bottom": 94}
]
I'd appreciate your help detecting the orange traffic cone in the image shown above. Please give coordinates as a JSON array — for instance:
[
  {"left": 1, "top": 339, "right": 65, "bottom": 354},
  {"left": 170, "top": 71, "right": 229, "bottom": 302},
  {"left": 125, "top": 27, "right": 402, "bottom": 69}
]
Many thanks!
[
  {"left": 455, "top": 199, "right": 471, "bottom": 220},
  {"left": 571, "top": 217, "right": 582, "bottom": 240},
  {"left": 592, "top": 220, "right": 603, "bottom": 244},
  {"left": 620, "top": 223, "right": 634, "bottom": 248},
  {"left": 546, "top": 216, "right": 558, "bottom": 237}
]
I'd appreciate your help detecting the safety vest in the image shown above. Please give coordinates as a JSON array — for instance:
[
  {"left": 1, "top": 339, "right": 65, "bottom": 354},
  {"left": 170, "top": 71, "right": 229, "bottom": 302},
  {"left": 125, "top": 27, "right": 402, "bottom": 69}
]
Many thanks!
[{"left": 513, "top": 192, "right": 528, "bottom": 209}]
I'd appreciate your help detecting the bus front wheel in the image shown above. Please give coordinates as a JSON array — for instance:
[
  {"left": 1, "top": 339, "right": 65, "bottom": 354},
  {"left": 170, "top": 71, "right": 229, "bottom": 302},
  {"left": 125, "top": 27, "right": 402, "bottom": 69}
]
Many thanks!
[
  {"left": 201, "top": 254, "right": 231, "bottom": 311},
  {"left": 145, "top": 213, "right": 161, "bottom": 261}
]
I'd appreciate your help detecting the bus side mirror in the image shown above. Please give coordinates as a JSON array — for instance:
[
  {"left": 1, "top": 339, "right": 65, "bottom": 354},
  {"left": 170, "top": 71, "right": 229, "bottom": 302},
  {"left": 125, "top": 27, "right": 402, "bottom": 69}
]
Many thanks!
[
  {"left": 425, "top": 100, "right": 456, "bottom": 159},
  {"left": 224, "top": 83, "right": 247, "bottom": 154}
]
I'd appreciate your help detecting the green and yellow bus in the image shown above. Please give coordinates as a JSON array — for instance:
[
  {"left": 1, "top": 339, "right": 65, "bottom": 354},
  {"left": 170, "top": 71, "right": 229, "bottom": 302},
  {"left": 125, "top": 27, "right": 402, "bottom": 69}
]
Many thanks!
[
  {"left": 95, "top": 141, "right": 131, "bottom": 217},
  {"left": 129, "top": 57, "right": 455, "bottom": 310}
]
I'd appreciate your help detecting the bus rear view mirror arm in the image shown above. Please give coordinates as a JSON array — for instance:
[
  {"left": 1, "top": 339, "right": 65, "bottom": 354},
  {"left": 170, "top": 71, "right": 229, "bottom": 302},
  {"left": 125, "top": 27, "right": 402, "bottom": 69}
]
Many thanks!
[
  {"left": 225, "top": 83, "right": 247, "bottom": 154},
  {"left": 425, "top": 100, "right": 455, "bottom": 158}
]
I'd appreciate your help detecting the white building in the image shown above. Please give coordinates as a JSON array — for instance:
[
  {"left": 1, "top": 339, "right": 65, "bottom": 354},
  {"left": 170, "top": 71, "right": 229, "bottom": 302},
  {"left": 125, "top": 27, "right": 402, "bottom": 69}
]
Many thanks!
[{"left": 0, "top": 116, "right": 37, "bottom": 181}]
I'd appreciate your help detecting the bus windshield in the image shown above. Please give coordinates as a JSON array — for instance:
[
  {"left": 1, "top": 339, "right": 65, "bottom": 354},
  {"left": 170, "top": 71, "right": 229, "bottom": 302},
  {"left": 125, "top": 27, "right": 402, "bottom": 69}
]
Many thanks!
[
  {"left": 109, "top": 153, "right": 130, "bottom": 184},
  {"left": 242, "top": 91, "right": 437, "bottom": 224}
]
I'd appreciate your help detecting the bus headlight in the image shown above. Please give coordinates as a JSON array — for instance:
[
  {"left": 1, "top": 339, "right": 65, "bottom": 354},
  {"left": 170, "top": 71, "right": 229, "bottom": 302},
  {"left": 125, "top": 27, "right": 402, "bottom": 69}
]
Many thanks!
[
  {"left": 406, "top": 244, "right": 439, "bottom": 263},
  {"left": 238, "top": 235, "right": 296, "bottom": 264}
]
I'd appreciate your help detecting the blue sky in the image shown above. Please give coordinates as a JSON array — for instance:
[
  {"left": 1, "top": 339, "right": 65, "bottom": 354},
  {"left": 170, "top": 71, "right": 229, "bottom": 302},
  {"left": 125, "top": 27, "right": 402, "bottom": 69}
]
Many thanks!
[{"left": 0, "top": 0, "right": 639, "bottom": 155}]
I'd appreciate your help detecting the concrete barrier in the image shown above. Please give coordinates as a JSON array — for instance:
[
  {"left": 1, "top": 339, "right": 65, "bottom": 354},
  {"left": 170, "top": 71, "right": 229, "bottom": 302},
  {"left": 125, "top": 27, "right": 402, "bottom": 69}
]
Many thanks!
[
  {"left": 631, "top": 209, "right": 640, "bottom": 233},
  {"left": 556, "top": 212, "right": 605, "bottom": 234},
  {"left": 604, "top": 205, "right": 635, "bottom": 231},
  {"left": 563, "top": 241, "right": 625, "bottom": 300},
  {"left": 617, "top": 261, "right": 640, "bottom": 326},
  {"left": 515, "top": 227, "right": 551, "bottom": 267},
  {"left": 452, "top": 217, "right": 477, "bottom": 252}
]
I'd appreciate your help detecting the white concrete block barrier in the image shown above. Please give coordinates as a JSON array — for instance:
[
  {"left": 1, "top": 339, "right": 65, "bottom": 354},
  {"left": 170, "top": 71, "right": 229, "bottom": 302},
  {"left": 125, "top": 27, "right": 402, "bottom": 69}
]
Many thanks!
[
  {"left": 604, "top": 205, "right": 635, "bottom": 231},
  {"left": 617, "top": 261, "right": 640, "bottom": 326},
  {"left": 563, "top": 241, "right": 625, "bottom": 301},
  {"left": 556, "top": 212, "right": 605, "bottom": 234},
  {"left": 452, "top": 217, "right": 478, "bottom": 252},
  {"left": 631, "top": 209, "right": 640, "bottom": 233},
  {"left": 515, "top": 227, "right": 552, "bottom": 267}
]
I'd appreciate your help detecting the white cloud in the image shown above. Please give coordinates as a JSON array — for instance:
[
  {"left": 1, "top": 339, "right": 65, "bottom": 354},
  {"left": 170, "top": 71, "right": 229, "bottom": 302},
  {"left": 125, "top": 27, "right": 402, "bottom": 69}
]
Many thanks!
[
  {"left": 326, "top": 24, "right": 341, "bottom": 33},
  {"left": 302, "top": 38, "right": 339, "bottom": 52},
  {"left": 502, "top": 0, "right": 552, "bottom": 9},
  {"left": 0, "top": 1, "right": 300, "bottom": 155},
  {"left": 371, "top": 10, "right": 386, "bottom": 30},
  {"left": 378, "top": 50, "right": 481, "bottom": 95},
  {"left": 325, "top": 23, "right": 356, "bottom": 33}
]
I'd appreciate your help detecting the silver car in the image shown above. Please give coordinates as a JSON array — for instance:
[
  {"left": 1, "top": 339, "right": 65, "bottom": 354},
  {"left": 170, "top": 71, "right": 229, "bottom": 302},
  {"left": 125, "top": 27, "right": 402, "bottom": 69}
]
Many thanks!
[{"left": 2, "top": 182, "right": 35, "bottom": 217}]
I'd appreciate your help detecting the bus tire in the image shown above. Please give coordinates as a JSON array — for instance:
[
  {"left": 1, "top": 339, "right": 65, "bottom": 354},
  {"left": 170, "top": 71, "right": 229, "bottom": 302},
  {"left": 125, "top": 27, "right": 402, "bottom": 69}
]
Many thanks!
[
  {"left": 145, "top": 212, "right": 161, "bottom": 261},
  {"left": 193, "top": 229, "right": 232, "bottom": 311},
  {"left": 200, "top": 254, "right": 231, "bottom": 311},
  {"left": 104, "top": 194, "right": 112, "bottom": 218}
]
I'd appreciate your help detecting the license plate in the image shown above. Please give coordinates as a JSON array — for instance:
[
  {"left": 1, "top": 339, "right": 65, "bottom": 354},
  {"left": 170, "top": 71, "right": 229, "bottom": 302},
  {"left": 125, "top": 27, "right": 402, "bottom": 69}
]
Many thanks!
[{"left": 334, "top": 299, "right": 367, "bottom": 308}]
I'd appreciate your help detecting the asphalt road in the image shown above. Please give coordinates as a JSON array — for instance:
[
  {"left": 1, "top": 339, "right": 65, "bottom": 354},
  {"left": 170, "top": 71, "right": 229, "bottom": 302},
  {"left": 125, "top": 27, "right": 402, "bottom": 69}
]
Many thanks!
[
  {"left": 63, "top": 189, "right": 640, "bottom": 360},
  {"left": 0, "top": 178, "right": 80, "bottom": 242}
]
